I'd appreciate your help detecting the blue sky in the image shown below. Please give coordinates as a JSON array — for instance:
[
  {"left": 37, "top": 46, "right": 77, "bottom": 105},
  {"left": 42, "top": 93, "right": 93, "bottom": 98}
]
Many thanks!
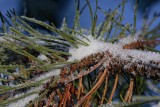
[{"left": 0, "top": 0, "right": 160, "bottom": 34}]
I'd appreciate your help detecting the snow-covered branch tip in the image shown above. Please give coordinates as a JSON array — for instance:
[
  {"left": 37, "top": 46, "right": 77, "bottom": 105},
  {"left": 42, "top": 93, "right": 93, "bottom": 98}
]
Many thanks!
[{"left": 68, "top": 35, "right": 160, "bottom": 80}]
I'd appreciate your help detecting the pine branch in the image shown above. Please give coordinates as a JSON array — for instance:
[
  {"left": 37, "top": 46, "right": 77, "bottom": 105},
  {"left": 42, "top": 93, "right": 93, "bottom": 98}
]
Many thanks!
[{"left": 0, "top": 1, "right": 160, "bottom": 106}]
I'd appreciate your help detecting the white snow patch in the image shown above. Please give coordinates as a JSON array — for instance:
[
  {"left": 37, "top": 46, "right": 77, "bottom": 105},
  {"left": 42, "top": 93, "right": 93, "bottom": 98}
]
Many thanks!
[
  {"left": 68, "top": 36, "right": 107, "bottom": 61},
  {"left": 69, "top": 35, "right": 160, "bottom": 63},
  {"left": 7, "top": 94, "right": 38, "bottom": 107},
  {"left": 118, "top": 36, "right": 137, "bottom": 45},
  {"left": 0, "top": 36, "right": 5, "bottom": 42},
  {"left": 37, "top": 53, "right": 48, "bottom": 61},
  {"left": 105, "top": 43, "right": 160, "bottom": 63},
  {"left": 35, "top": 69, "right": 60, "bottom": 81},
  {"left": 117, "top": 32, "right": 141, "bottom": 45},
  {"left": 35, "top": 40, "right": 47, "bottom": 45},
  {"left": 7, "top": 87, "right": 39, "bottom": 107}
]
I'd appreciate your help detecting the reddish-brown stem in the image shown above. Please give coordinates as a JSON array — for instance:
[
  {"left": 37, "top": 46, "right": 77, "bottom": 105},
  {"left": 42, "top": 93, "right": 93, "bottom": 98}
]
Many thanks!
[
  {"left": 123, "top": 40, "right": 160, "bottom": 49},
  {"left": 58, "top": 84, "right": 71, "bottom": 107},
  {"left": 124, "top": 78, "right": 134, "bottom": 102},
  {"left": 74, "top": 69, "right": 107, "bottom": 107},
  {"left": 100, "top": 70, "right": 109, "bottom": 105},
  {"left": 84, "top": 95, "right": 91, "bottom": 107},
  {"left": 77, "top": 76, "right": 83, "bottom": 100},
  {"left": 46, "top": 91, "right": 55, "bottom": 107},
  {"left": 108, "top": 74, "right": 119, "bottom": 104}
]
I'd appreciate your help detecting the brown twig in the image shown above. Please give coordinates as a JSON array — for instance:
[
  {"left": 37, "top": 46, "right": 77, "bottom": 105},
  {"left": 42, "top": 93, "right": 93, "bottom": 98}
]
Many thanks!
[
  {"left": 34, "top": 102, "right": 39, "bottom": 107},
  {"left": 123, "top": 40, "right": 160, "bottom": 49},
  {"left": 84, "top": 95, "right": 91, "bottom": 107},
  {"left": 123, "top": 40, "right": 144, "bottom": 49},
  {"left": 124, "top": 78, "right": 134, "bottom": 102},
  {"left": 77, "top": 74, "right": 84, "bottom": 100},
  {"left": 100, "top": 70, "right": 109, "bottom": 105},
  {"left": 58, "top": 83, "right": 71, "bottom": 107},
  {"left": 57, "top": 89, "right": 63, "bottom": 102},
  {"left": 45, "top": 91, "right": 55, "bottom": 107},
  {"left": 74, "top": 68, "right": 107, "bottom": 107},
  {"left": 108, "top": 73, "right": 119, "bottom": 104}
]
